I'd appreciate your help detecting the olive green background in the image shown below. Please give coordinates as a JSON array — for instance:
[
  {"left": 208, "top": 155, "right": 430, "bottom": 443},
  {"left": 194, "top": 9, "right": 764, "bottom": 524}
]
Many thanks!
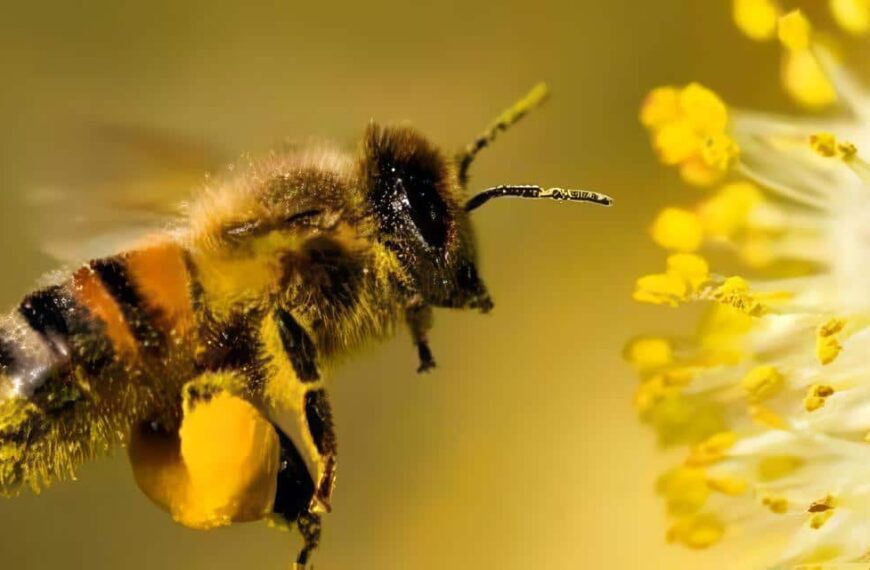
[{"left": 0, "top": 1, "right": 864, "bottom": 569}]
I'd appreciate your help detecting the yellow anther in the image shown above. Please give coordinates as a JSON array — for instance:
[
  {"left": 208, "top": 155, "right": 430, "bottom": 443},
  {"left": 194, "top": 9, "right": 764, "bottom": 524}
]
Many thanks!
[
  {"left": 654, "top": 120, "right": 700, "bottom": 165},
  {"left": 700, "top": 132, "right": 741, "bottom": 171},
  {"left": 733, "top": 0, "right": 780, "bottom": 41},
  {"left": 657, "top": 467, "right": 710, "bottom": 516},
  {"left": 634, "top": 376, "right": 668, "bottom": 413},
  {"left": 640, "top": 86, "right": 682, "bottom": 129},
  {"left": 758, "top": 455, "right": 804, "bottom": 481},
  {"left": 626, "top": 337, "right": 673, "bottom": 373},
  {"left": 651, "top": 208, "right": 704, "bottom": 253},
  {"left": 707, "top": 476, "right": 747, "bottom": 496},
  {"left": 680, "top": 83, "right": 729, "bottom": 133},
  {"left": 633, "top": 272, "right": 688, "bottom": 307},
  {"left": 713, "top": 277, "right": 766, "bottom": 316},
  {"left": 810, "top": 510, "right": 835, "bottom": 529},
  {"left": 811, "top": 133, "right": 859, "bottom": 160},
  {"left": 749, "top": 405, "right": 787, "bottom": 429},
  {"left": 667, "top": 514, "right": 725, "bottom": 549},
  {"left": 699, "top": 182, "right": 762, "bottom": 239},
  {"left": 687, "top": 431, "right": 737, "bottom": 466},
  {"left": 810, "top": 133, "right": 839, "bottom": 157},
  {"left": 762, "top": 495, "right": 790, "bottom": 514},
  {"left": 816, "top": 318, "right": 846, "bottom": 365},
  {"left": 778, "top": 10, "right": 812, "bottom": 51},
  {"left": 667, "top": 253, "right": 710, "bottom": 290},
  {"left": 831, "top": 0, "right": 870, "bottom": 35},
  {"left": 783, "top": 49, "right": 837, "bottom": 109},
  {"left": 679, "top": 156, "right": 725, "bottom": 187},
  {"left": 804, "top": 384, "right": 835, "bottom": 412},
  {"left": 808, "top": 494, "right": 836, "bottom": 513},
  {"left": 741, "top": 366, "right": 784, "bottom": 402}
]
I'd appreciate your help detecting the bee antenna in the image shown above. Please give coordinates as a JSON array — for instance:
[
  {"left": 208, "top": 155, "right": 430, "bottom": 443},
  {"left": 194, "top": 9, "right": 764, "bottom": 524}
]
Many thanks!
[
  {"left": 464, "top": 185, "right": 613, "bottom": 212},
  {"left": 456, "top": 83, "right": 551, "bottom": 186}
]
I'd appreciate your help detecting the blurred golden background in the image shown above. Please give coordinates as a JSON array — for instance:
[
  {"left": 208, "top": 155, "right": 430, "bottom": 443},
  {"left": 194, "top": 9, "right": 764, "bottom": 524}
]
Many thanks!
[{"left": 0, "top": 1, "right": 866, "bottom": 568}]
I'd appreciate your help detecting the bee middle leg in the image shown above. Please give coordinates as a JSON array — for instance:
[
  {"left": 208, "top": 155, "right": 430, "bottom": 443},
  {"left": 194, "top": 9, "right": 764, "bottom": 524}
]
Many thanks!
[
  {"left": 302, "top": 387, "right": 337, "bottom": 513},
  {"left": 293, "top": 510, "right": 322, "bottom": 569}
]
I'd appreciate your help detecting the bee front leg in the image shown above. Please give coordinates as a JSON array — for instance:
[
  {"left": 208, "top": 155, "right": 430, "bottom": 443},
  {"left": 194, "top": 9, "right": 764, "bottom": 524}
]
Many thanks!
[{"left": 406, "top": 304, "right": 436, "bottom": 373}]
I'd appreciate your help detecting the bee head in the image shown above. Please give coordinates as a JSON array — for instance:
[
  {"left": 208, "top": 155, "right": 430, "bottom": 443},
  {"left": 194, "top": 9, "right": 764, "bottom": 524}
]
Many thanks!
[
  {"left": 360, "top": 123, "right": 490, "bottom": 311},
  {"left": 360, "top": 84, "right": 612, "bottom": 313}
]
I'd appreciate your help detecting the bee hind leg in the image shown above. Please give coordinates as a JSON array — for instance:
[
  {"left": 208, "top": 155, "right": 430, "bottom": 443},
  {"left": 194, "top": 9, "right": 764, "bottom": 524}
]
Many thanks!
[{"left": 293, "top": 510, "right": 322, "bottom": 569}]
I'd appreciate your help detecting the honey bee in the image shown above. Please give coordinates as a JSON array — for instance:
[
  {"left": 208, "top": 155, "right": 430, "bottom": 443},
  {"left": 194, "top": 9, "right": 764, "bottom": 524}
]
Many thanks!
[{"left": 0, "top": 84, "right": 611, "bottom": 568}]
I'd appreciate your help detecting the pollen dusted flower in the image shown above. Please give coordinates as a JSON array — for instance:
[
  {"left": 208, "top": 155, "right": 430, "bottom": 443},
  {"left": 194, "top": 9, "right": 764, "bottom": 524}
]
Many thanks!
[{"left": 632, "top": 10, "right": 870, "bottom": 568}]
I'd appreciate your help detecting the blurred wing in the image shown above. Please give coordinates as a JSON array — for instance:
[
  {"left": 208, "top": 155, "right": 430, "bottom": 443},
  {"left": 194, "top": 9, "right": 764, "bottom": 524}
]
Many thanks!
[{"left": 27, "top": 123, "right": 226, "bottom": 263}]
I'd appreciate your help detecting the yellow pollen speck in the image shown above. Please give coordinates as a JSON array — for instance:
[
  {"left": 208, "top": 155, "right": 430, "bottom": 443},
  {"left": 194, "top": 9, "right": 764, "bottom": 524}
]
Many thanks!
[
  {"left": 707, "top": 476, "right": 747, "bottom": 496},
  {"left": 651, "top": 208, "right": 704, "bottom": 253},
  {"left": 762, "top": 495, "right": 790, "bottom": 514},
  {"left": 831, "top": 0, "right": 870, "bottom": 34},
  {"left": 778, "top": 10, "right": 812, "bottom": 51},
  {"left": 741, "top": 366, "right": 784, "bottom": 402},
  {"left": 733, "top": 0, "right": 780, "bottom": 41},
  {"left": 626, "top": 337, "right": 673, "bottom": 373},
  {"left": 667, "top": 514, "right": 725, "bottom": 549},
  {"left": 804, "top": 384, "right": 835, "bottom": 412},
  {"left": 816, "top": 318, "right": 846, "bottom": 365}
]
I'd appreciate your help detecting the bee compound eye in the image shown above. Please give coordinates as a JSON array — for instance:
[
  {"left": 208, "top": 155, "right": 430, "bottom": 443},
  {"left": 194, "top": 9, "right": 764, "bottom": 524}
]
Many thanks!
[{"left": 399, "top": 176, "right": 449, "bottom": 249}]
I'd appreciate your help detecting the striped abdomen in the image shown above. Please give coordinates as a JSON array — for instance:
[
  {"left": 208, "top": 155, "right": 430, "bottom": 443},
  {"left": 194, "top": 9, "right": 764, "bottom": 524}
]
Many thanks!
[{"left": 0, "top": 239, "right": 197, "bottom": 493}]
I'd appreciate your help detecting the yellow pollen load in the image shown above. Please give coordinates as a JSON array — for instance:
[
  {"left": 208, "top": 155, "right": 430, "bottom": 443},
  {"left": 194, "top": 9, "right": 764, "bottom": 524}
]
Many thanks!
[
  {"left": 816, "top": 318, "right": 846, "bottom": 365},
  {"left": 831, "top": 0, "right": 870, "bottom": 34},
  {"left": 762, "top": 495, "right": 790, "bottom": 514},
  {"left": 641, "top": 83, "right": 738, "bottom": 186},
  {"left": 651, "top": 208, "right": 704, "bottom": 252},
  {"left": 741, "top": 365, "right": 784, "bottom": 402},
  {"left": 804, "top": 384, "right": 835, "bottom": 412}
]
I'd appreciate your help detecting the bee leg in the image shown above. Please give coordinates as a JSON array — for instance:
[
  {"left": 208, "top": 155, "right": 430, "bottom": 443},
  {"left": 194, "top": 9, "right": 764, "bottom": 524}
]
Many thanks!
[
  {"left": 293, "top": 510, "right": 322, "bottom": 570},
  {"left": 406, "top": 304, "right": 436, "bottom": 373},
  {"left": 303, "top": 388, "right": 338, "bottom": 513}
]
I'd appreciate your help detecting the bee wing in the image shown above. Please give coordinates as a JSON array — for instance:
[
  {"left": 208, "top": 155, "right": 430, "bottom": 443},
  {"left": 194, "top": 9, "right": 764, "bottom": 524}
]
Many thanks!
[{"left": 26, "top": 122, "right": 226, "bottom": 264}]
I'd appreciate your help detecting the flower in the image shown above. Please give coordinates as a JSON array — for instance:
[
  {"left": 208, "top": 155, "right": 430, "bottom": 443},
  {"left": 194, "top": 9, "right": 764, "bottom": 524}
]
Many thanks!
[{"left": 632, "top": 8, "right": 870, "bottom": 567}]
